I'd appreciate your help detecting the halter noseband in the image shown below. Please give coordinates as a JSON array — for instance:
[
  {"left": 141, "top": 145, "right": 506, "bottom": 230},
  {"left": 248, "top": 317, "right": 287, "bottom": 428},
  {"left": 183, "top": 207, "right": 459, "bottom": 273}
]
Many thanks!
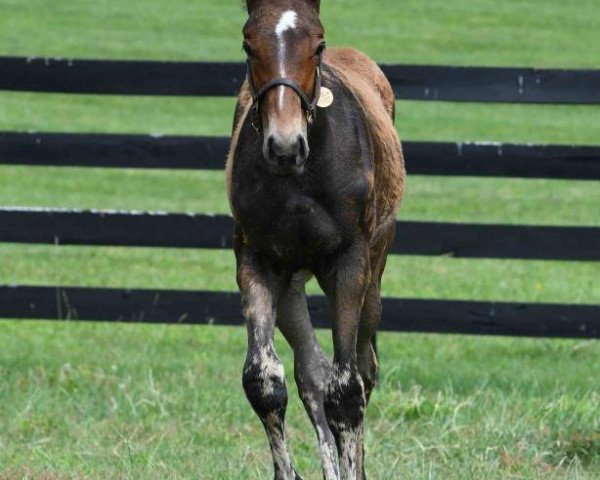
[{"left": 246, "top": 55, "right": 323, "bottom": 134}]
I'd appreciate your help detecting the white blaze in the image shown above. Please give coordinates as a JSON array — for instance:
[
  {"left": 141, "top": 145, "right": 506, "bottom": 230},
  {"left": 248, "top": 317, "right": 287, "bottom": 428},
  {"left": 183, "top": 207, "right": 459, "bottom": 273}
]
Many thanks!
[
  {"left": 275, "top": 10, "right": 298, "bottom": 37},
  {"left": 274, "top": 10, "right": 298, "bottom": 108}
]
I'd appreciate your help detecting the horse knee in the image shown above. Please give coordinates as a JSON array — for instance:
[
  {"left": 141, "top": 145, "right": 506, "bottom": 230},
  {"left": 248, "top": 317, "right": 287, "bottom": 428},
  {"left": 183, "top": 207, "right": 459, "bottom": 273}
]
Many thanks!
[
  {"left": 324, "top": 363, "right": 366, "bottom": 433},
  {"left": 243, "top": 347, "right": 288, "bottom": 419}
]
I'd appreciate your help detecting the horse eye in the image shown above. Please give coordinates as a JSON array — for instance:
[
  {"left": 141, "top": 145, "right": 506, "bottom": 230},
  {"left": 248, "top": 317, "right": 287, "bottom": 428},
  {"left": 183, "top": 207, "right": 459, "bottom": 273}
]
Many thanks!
[
  {"left": 315, "top": 42, "right": 326, "bottom": 57},
  {"left": 242, "top": 42, "right": 255, "bottom": 57}
]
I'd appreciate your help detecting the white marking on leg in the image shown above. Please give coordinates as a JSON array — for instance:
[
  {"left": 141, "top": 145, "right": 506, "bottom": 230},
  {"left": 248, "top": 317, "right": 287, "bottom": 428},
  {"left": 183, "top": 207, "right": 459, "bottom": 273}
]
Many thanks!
[
  {"left": 244, "top": 278, "right": 273, "bottom": 322},
  {"left": 259, "top": 346, "right": 284, "bottom": 396},
  {"left": 303, "top": 390, "right": 319, "bottom": 416},
  {"left": 265, "top": 412, "right": 294, "bottom": 478},
  {"left": 301, "top": 388, "right": 338, "bottom": 478},
  {"left": 317, "top": 426, "right": 339, "bottom": 480},
  {"left": 339, "top": 428, "right": 359, "bottom": 480},
  {"left": 338, "top": 367, "right": 351, "bottom": 387},
  {"left": 329, "top": 363, "right": 353, "bottom": 388}
]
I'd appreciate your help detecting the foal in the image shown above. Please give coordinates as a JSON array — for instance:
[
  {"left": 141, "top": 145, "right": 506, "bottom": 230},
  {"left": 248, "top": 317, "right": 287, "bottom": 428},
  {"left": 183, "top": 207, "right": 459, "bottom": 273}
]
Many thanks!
[{"left": 226, "top": 1, "right": 405, "bottom": 478}]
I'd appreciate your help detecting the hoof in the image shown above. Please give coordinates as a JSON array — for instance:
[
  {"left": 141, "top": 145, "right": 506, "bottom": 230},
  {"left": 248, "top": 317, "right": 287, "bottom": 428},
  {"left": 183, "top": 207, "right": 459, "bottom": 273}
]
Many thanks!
[{"left": 293, "top": 470, "right": 304, "bottom": 480}]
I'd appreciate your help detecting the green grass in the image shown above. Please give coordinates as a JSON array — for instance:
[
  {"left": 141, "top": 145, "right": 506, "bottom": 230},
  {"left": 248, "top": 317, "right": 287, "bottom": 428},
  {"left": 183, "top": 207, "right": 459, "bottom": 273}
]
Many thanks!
[
  {"left": 1, "top": 0, "right": 599, "bottom": 478},
  {"left": 1, "top": 245, "right": 599, "bottom": 304},
  {"left": 1, "top": 0, "right": 599, "bottom": 67},
  {"left": 2, "top": 93, "right": 600, "bottom": 145},
  {"left": 1, "top": 321, "right": 599, "bottom": 479},
  {"left": 1, "top": 168, "right": 600, "bottom": 226}
]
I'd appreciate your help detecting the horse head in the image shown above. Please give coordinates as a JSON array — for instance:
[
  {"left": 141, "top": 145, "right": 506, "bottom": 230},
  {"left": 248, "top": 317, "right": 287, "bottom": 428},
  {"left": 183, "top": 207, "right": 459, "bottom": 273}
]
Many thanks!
[{"left": 244, "top": 0, "right": 325, "bottom": 175}]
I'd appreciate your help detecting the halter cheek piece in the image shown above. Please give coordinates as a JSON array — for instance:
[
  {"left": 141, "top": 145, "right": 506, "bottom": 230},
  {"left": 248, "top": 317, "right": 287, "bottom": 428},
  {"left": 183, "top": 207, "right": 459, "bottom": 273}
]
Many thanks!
[{"left": 246, "top": 55, "right": 323, "bottom": 134}]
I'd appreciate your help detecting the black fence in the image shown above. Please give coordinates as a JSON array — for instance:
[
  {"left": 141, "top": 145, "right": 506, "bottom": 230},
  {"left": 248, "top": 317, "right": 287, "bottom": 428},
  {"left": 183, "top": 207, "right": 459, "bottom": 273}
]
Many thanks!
[
  {"left": 2, "top": 132, "right": 600, "bottom": 180},
  {"left": 1, "top": 56, "right": 599, "bottom": 337},
  {"left": 3, "top": 286, "right": 598, "bottom": 338},
  {"left": 1, "top": 206, "right": 599, "bottom": 261},
  {"left": 2, "top": 56, "right": 600, "bottom": 104}
]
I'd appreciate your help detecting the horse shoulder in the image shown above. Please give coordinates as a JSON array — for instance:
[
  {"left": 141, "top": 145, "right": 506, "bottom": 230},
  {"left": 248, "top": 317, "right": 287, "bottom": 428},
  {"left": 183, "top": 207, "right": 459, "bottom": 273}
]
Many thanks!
[{"left": 324, "top": 47, "right": 405, "bottom": 229}]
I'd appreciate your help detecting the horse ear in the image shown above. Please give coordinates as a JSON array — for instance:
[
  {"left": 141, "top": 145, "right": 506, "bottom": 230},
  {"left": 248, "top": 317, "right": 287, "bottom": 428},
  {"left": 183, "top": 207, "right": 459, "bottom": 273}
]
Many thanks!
[
  {"left": 245, "top": 0, "right": 262, "bottom": 13},
  {"left": 304, "top": 0, "right": 321, "bottom": 13}
]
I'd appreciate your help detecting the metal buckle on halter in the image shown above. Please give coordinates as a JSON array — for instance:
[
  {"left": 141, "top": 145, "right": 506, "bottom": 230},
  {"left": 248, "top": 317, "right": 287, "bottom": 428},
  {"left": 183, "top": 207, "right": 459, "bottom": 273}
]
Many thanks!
[
  {"left": 251, "top": 103, "right": 261, "bottom": 134},
  {"left": 306, "top": 110, "right": 314, "bottom": 127}
]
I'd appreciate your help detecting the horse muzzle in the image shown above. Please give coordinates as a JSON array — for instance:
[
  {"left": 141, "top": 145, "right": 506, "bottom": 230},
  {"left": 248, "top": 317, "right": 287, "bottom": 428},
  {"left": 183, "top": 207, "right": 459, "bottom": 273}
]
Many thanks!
[{"left": 264, "top": 132, "right": 309, "bottom": 175}]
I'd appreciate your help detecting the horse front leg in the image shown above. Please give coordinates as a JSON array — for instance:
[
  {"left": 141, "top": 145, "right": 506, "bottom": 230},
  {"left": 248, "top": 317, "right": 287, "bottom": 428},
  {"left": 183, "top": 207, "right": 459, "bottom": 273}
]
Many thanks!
[
  {"left": 316, "top": 239, "right": 371, "bottom": 480},
  {"left": 236, "top": 248, "right": 301, "bottom": 480},
  {"left": 277, "top": 273, "right": 339, "bottom": 480}
]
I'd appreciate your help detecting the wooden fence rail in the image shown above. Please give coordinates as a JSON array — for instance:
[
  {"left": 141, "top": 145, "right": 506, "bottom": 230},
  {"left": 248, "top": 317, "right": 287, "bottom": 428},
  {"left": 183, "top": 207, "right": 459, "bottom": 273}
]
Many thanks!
[
  {"left": 1, "top": 56, "right": 599, "bottom": 104},
  {"left": 2, "top": 132, "right": 600, "bottom": 180},
  {"left": 1, "top": 57, "right": 599, "bottom": 337},
  {"left": 1, "top": 207, "right": 599, "bottom": 261},
  {"left": 2, "top": 286, "right": 599, "bottom": 338}
]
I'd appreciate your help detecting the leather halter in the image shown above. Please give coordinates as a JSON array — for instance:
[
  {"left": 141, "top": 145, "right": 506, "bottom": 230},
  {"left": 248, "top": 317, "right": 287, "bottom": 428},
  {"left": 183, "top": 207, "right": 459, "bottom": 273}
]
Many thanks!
[{"left": 246, "top": 55, "right": 323, "bottom": 134}]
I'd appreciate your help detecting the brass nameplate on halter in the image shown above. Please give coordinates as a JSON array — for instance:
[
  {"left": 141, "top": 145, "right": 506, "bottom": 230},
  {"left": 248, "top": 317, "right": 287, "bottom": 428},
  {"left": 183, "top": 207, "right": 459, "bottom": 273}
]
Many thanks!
[{"left": 317, "top": 87, "right": 334, "bottom": 108}]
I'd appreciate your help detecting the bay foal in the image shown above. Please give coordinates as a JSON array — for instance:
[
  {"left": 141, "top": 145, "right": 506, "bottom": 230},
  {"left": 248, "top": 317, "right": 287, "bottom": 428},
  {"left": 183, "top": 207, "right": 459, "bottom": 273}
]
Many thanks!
[{"left": 226, "top": 1, "right": 405, "bottom": 478}]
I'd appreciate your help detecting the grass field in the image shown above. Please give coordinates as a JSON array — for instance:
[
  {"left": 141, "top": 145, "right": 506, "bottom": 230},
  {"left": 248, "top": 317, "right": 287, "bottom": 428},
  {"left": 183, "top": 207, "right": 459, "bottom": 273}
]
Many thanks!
[
  {"left": 1, "top": 0, "right": 599, "bottom": 66},
  {"left": 0, "top": 0, "right": 599, "bottom": 478},
  {"left": 2, "top": 322, "right": 600, "bottom": 479}
]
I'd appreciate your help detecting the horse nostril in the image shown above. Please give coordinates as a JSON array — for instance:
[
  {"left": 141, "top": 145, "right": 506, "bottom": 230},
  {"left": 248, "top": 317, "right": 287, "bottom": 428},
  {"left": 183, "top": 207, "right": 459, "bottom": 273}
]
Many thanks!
[
  {"left": 297, "top": 135, "right": 309, "bottom": 162},
  {"left": 266, "top": 135, "right": 276, "bottom": 160}
]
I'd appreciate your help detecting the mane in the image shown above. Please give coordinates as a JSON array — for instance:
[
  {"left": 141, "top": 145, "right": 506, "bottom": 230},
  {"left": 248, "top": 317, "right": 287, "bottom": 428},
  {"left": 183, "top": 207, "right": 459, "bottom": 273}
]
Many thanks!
[{"left": 226, "top": 47, "right": 405, "bottom": 228}]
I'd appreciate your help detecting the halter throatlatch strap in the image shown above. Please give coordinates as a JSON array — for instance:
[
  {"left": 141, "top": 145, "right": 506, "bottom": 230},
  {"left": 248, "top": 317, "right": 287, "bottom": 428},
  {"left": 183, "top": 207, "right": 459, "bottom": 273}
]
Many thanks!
[{"left": 246, "top": 56, "right": 323, "bottom": 134}]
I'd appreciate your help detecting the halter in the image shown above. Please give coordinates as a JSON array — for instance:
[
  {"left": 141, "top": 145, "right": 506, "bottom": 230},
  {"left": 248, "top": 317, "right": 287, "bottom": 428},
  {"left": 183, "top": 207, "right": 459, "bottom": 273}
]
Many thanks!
[{"left": 246, "top": 55, "right": 323, "bottom": 134}]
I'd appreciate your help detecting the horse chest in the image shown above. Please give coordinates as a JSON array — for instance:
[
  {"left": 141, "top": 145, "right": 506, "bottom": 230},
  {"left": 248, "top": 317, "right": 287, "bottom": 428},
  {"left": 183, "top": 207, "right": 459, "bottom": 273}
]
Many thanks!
[
  {"left": 232, "top": 180, "right": 353, "bottom": 265},
  {"left": 230, "top": 72, "right": 374, "bottom": 267}
]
